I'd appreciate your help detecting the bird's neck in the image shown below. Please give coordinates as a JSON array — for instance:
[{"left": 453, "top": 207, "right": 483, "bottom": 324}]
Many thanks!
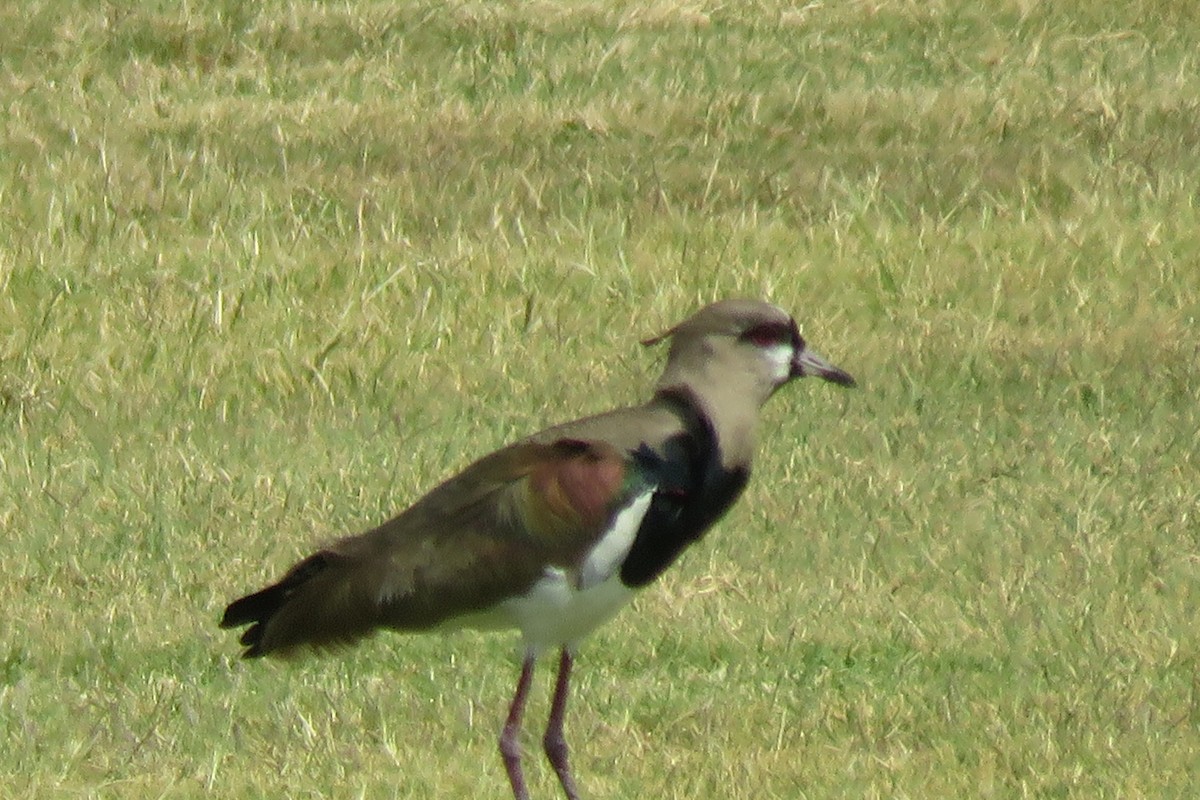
[{"left": 651, "top": 382, "right": 759, "bottom": 469}]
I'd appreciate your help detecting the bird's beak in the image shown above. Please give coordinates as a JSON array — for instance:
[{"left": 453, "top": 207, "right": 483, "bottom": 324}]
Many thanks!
[{"left": 792, "top": 348, "right": 856, "bottom": 387}]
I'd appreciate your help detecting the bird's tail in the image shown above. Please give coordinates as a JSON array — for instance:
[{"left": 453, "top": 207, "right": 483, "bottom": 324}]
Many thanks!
[{"left": 219, "top": 551, "right": 382, "bottom": 658}]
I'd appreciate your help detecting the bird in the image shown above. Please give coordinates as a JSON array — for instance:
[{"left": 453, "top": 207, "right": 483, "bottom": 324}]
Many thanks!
[{"left": 219, "top": 298, "right": 855, "bottom": 800}]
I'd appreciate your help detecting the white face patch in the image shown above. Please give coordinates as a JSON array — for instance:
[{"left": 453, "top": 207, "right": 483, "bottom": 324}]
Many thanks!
[{"left": 762, "top": 342, "right": 795, "bottom": 384}]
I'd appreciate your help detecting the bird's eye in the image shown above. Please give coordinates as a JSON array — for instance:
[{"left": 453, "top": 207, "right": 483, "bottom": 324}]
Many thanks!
[{"left": 741, "top": 323, "right": 790, "bottom": 348}]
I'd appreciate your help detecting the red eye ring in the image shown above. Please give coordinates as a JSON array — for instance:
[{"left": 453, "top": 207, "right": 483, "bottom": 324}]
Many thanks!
[{"left": 742, "top": 323, "right": 789, "bottom": 347}]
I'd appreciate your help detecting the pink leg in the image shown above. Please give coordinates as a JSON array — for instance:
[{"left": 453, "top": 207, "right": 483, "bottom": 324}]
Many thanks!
[
  {"left": 543, "top": 649, "right": 580, "bottom": 800},
  {"left": 500, "top": 655, "right": 536, "bottom": 800}
]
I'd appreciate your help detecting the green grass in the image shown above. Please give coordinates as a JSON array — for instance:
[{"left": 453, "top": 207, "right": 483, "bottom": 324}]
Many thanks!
[{"left": 3, "top": 1, "right": 1199, "bottom": 797}]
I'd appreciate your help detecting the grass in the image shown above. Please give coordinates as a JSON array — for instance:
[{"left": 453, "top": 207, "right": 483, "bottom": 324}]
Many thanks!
[{"left": 2, "top": 0, "right": 1198, "bottom": 797}]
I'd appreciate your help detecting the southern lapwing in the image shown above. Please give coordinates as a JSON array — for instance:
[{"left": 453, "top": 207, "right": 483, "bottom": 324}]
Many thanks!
[{"left": 220, "top": 298, "right": 855, "bottom": 799}]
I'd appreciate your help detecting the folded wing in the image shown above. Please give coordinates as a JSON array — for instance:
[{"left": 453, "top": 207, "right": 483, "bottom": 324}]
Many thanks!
[{"left": 220, "top": 439, "right": 653, "bottom": 657}]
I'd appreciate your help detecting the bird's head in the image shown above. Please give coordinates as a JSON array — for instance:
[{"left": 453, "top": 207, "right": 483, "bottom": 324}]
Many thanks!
[{"left": 643, "top": 299, "right": 856, "bottom": 406}]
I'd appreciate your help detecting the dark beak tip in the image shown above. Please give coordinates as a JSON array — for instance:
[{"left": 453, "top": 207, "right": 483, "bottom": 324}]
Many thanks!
[
  {"left": 827, "top": 368, "right": 857, "bottom": 388},
  {"left": 791, "top": 354, "right": 856, "bottom": 388}
]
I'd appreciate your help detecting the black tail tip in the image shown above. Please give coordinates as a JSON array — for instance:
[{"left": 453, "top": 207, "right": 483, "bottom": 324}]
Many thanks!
[{"left": 219, "top": 553, "right": 333, "bottom": 659}]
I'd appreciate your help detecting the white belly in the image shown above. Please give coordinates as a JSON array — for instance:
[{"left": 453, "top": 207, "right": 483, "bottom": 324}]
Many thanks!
[
  {"left": 498, "top": 568, "right": 635, "bottom": 655},
  {"left": 445, "top": 489, "right": 652, "bottom": 654}
]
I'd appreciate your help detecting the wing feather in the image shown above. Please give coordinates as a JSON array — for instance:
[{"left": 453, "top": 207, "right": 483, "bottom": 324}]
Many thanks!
[{"left": 220, "top": 438, "right": 648, "bottom": 657}]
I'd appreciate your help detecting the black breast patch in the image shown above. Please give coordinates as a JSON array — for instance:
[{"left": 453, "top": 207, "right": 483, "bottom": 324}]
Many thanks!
[{"left": 619, "top": 408, "right": 750, "bottom": 589}]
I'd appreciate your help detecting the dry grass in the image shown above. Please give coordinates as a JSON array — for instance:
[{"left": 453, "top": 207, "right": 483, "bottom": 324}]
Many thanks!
[{"left": 2, "top": 1, "right": 1198, "bottom": 797}]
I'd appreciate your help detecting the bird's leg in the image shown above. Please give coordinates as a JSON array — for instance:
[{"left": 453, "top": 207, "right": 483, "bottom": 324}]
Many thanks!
[
  {"left": 544, "top": 648, "right": 580, "bottom": 800},
  {"left": 501, "top": 655, "right": 536, "bottom": 800}
]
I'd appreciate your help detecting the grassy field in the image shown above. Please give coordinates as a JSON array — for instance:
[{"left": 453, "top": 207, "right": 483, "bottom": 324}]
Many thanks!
[{"left": 3, "top": 1, "right": 1199, "bottom": 797}]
